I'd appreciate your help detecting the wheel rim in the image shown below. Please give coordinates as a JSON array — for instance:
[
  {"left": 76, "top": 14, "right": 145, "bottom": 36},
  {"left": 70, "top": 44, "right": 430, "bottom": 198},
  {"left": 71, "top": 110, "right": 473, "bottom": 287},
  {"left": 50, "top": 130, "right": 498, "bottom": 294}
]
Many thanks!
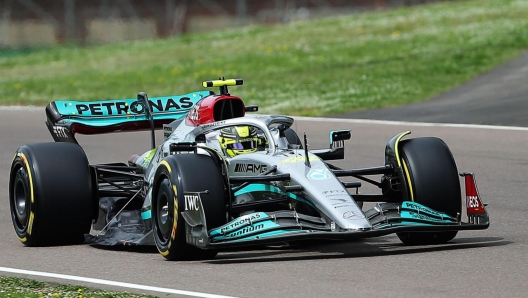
[
  {"left": 12, "top": 167, "right": 30, "bottom": 230},
  {"left": 156, "top": 179, "right": 173, "bottom": 242}
]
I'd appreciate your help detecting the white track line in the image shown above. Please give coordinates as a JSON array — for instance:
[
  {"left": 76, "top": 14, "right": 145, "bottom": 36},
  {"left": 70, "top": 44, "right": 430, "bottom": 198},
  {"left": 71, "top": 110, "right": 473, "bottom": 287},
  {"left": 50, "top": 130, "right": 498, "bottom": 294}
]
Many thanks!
[
  {"left": 0, "top": 106, "right": 42, "bottom": 111},
  {"left": 2, "top": 106, "right": 528, "bottom": 131},
  {"left": 0, "top": 267, "right": 239, "bottom": 298}
]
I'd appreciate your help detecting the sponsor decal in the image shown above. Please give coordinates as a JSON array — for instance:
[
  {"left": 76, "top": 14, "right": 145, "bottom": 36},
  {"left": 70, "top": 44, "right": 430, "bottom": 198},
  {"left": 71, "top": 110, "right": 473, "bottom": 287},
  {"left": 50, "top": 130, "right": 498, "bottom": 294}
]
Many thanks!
[
  {"left": 342, "top": 210, "right": 365, "bottom": 219},
  {"left": 201, "top": 121, "right": 226, "bottom": 129},
  {"left": 188, "top": 104, "right": 200, "bottom": 121},
  {"left": 405, "top": 211, "right": 448, "bottom": 222},
  {"left": 343, "top": 211, "right": 355, "bottom": 219},
  {"left": 52, "top": 126, "right": 69, "bottom": 138},
  {"left": 184, "top": 193, "right": 200, "bottom": 211},
  {"left": 467, "top": 195, "right": 480, "bottom": 208},
  {"left": 323, "top": 190, "right": 348, "bottom": 197},
  {"left": 234, "top": 163, "right": 268, "bottom": 173},
  {"left": 225, "top": 223, "right": 265, "bottom": 238},
  {"left": 74, "top": 97, "right": 193, "bottom": 116},
  {"left": 280, "top": 155, "right": 319, "bottom": 164},
  {"left": 330, "top": 195, "right": 355, "bottom": 209},
  {"left": 330, "top": 198, "right": 348, "bottom": 203},
  {"left": 251, "top": 115, "right": 269, "bottom": 119},
  {"left": 142, "top": 149, "right": 157, "bottom": 166},
  {"left": 307, "top": 169, "right": 330, "bottom": 180},
  {"left": 403, "top": 202, "right": 442, "bottom": 217},
  {"left": 163, "top": 125, "right": 173, "bottom": 139},
  {"left": 220, "top": 213, "right": 262, "bottom": 234},
  {"left": 335, "top": 204, "right": 355, "bottom": 209}
]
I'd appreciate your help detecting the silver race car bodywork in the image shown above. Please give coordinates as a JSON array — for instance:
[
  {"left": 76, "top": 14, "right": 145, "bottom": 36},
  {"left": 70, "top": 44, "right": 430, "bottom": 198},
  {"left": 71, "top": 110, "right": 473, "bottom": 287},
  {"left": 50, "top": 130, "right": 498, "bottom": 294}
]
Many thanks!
[{"left": 9, "top": 78, "right": 489, "bottom": 260}]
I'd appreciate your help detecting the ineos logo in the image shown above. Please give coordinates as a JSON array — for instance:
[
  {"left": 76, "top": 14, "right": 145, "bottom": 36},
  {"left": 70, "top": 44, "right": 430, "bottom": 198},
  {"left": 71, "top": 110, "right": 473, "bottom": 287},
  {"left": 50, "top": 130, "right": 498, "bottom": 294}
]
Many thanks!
[
  {"left": 184, "top": 195, "right": 200, "bottom": 211},
  {"left": 53, "top": 126, "right": 69, "bottom": 138},
  {"left": 467, "top": 195, "right": 480, "bottom": 208}
]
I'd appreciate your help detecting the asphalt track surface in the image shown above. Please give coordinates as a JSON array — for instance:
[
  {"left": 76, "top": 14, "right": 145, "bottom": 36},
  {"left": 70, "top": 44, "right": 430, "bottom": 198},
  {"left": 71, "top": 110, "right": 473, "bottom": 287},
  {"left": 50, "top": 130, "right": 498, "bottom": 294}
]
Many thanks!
[{"left": 1, "top": 53, "right": 528, "bottom": 297}]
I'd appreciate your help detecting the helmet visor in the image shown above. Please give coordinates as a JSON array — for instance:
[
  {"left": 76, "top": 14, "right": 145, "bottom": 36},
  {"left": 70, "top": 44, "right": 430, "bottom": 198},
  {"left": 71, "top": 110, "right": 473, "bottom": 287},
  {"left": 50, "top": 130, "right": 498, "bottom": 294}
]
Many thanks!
[{"left": 226, "top": 140, "right": 257, "bottom": 150}]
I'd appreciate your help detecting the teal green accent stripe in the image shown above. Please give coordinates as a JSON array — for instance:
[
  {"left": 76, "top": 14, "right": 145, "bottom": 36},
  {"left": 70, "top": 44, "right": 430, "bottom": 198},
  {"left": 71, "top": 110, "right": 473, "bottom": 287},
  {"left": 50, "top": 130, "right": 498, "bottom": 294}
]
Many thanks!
[
  {"left": 234, "top": 183, "right": 315, "bottom": 208},
  {"left": 234, "top": 184, "right": 278, "bottom": 196},
  {"left": 141, "top": 210, "right": 151, "bottom": 220}
]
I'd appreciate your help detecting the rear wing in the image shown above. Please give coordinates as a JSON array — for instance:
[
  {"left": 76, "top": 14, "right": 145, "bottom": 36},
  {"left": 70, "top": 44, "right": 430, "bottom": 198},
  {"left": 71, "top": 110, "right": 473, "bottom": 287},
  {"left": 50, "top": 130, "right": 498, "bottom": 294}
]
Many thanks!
[{"left": 45, "top": 91, "right": 213, "bottom": 143}]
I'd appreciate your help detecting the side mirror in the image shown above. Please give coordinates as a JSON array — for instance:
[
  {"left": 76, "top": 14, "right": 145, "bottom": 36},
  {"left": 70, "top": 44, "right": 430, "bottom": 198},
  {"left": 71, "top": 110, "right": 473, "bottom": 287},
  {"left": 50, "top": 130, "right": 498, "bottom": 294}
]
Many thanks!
[
  {"left": 311, "top": 130, "right": 351, "bottom": 161},
  {"left": 330, "top": 130, "right": 351, "bottom": 146},
  {"left": 245, "top": 105, "right": 259, "bottom": 112}
]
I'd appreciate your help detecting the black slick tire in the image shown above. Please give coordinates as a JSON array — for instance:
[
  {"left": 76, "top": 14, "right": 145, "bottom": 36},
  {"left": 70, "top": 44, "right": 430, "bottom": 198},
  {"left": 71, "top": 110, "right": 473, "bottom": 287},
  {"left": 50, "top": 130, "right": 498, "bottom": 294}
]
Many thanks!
[
  {"left": 152, "top": 154, "right": 226, "bottom": 261},
  {"left": 9, "top": 143, "right": 95, "bottom": 246},
  {"left": 396, "top": 137, "right": 461, "bottom": 245}
]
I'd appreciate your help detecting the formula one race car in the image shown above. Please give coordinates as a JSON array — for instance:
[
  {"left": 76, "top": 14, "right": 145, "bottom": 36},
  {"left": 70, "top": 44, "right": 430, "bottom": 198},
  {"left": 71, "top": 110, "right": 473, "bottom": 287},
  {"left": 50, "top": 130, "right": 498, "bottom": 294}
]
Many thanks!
[{"left": 9, "top": 78, "right": 489, "bottom": 260}]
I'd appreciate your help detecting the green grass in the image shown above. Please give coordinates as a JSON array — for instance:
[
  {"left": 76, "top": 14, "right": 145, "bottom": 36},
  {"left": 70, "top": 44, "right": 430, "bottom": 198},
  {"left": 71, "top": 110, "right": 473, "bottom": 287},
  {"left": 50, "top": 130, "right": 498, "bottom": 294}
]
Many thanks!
[
  {"left": 0, "top": 276, "right": 157, "bottom": 298},
  {"left": 1, "top": 0, "right": 528, "bottom": 116}
]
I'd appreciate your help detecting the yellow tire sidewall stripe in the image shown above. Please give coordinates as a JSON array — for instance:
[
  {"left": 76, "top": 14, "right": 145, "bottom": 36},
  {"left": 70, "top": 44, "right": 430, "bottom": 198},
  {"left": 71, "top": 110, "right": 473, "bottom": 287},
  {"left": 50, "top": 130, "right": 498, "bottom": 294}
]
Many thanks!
[
  {"left": 28, "top": 212, "right": 34, "bottom": 235},
  {"left": 157, "top": 161, "right": 177, "bottom": 257},
  {"left": 394, "top": 131, "right": 410, "bottom": 167},
  {"left": 17, "top": 152, "right": 35, "bottom": 238},
  {"left": 401, "top": 158, "right": 415, "bottom": 202},
  {"left": 18, "top": 153, "right": 34, "bottom": 204}
]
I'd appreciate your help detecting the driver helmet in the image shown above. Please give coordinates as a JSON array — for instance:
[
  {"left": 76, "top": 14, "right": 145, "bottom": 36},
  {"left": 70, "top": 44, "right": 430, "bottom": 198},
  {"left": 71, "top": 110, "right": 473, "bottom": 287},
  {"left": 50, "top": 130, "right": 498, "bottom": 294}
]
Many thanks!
[{"left": 218, "top": 126, "right": 260, "bottom": 157}]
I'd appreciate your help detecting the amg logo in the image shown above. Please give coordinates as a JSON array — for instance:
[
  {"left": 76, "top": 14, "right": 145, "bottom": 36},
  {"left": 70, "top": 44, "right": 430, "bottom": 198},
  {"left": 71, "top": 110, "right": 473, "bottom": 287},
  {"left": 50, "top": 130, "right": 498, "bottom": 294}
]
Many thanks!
[
  {"left": 184, "top": 194, "right": 200, "bottom": 211},
  {"left": 53, "top": 126, "right": 69, "bottom": 138},
  {"left": 234, "top": 163, "right": 268, "bottom": 173}
]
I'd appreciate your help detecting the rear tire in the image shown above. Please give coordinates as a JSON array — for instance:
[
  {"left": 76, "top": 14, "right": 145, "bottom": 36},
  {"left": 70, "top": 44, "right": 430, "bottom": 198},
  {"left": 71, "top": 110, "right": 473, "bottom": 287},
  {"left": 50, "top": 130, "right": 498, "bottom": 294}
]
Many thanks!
[
  {"left": 9, "top": 143, "right": 95, "bottom": 246},
  {"left": 396, "top": 137, "right": 461, "bottom": 245},
  {"left": 152, "top": 154, "right": 226, "bottom": 260}
]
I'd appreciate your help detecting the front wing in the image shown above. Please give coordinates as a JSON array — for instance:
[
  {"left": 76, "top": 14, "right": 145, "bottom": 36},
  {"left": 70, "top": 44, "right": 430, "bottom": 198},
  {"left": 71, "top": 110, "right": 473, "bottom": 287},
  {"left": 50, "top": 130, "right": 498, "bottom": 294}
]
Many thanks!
[{"left": 182, "top": 173, "right": 489, "bottom": 249}]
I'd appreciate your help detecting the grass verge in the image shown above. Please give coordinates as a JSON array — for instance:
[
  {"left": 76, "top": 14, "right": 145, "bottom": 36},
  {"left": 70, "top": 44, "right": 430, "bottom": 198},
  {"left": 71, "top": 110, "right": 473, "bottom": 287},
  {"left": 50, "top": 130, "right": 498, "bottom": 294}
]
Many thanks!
[
  {"left": 1, "top": 0, "right": 527, "bottom": 116},
  {"left": 0, "top": 276, "right": 157, "bottom": 298}
]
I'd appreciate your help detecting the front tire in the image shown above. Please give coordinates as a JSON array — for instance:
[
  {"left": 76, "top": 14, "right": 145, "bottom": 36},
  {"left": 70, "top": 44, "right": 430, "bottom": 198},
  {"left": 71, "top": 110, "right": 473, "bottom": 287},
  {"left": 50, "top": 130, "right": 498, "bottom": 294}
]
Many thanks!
[
  {"left": 396, "top": 137, "right": 461, "bottom": 245},
  {"left": 152, "top": 154, "right": 226, "bottom": 260},
  {"left": 9, "top": 143, "right": 95, "bottom": 246}
]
